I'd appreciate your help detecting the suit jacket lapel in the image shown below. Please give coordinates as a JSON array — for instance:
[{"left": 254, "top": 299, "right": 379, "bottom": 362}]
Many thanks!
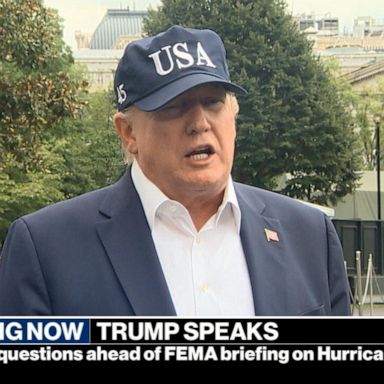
[
  {"left": 236, "top": 184, "right": 288, "bottom": 315},
  {"left": 95, "top": 174, "right": 288, "bottom": 316},
  {"left": 96, "top": 169, "right": 176, "bottom": 316}
]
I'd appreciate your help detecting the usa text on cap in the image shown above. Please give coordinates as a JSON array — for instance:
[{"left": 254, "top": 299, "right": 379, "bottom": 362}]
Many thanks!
[{"left": 114, "top": 25, "right": 246, "bottom": 112}]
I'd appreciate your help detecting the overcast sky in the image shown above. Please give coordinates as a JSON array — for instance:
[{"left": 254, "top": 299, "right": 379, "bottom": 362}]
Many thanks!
[{"left": 43, "top": 0, "right": 384, "bottom": 49}]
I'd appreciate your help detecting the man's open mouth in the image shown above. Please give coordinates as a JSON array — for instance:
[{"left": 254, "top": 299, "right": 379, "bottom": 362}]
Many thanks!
[{"left": 186, "top": 145, "right": 215, "bottom": 160}]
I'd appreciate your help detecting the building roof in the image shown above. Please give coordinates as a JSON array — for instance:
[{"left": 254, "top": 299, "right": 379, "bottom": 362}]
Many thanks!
[
  {"left": 90, "top": 9, "right": 147, "bottom": 49},
  {"left": 73, "top": 49, "right": 124, "bottom": 60},
  {"left": 320, "top": 47, "right": 367, "bottom": 56}
]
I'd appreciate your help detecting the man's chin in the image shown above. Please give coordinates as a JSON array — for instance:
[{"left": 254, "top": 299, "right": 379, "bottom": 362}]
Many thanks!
[{"left": 182, "top": 176, "right": 227, "bottom": 195}]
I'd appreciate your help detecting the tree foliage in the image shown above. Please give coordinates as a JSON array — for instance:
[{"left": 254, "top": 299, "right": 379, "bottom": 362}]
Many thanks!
[
  {"left": 0, "top": 0, "right": 87, "bottom": 242},
  {"left": 351, "top": 80, "right": 384, "bottom": 170},
  {"left": 324, "top": 59, "right": 384, "bottom": 171},
  {"left": 144, "top": 0, "right": 361, "bottom": 205},
  {"left": 50, "top": 91, "right": 124, "bottom": 200},
  {"left": 0, "top": 0, "right": 122, "bottom": 244}
]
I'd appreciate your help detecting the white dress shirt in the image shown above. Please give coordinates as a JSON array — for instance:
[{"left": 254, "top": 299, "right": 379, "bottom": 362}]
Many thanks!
[{"left": 131, "top": 161, "right": 255, "bottom": 316}]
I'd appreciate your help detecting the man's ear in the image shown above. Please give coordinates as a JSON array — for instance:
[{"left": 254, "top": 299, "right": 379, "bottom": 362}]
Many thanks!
[{"left": 113, "top": 111, "right": 138, "bottom": 154}]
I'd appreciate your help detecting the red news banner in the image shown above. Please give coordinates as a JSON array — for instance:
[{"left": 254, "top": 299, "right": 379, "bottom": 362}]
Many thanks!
[{"left": 0, "top": 318, "right": 384, "bottom": 364}]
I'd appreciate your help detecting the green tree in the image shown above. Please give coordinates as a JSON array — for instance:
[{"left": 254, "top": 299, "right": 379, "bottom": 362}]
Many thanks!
[
  {"left": 351, "top": 81, "right": 384, "bottom": 170},
  {"left": 144, "top": 0, "right": 361, "bottom": 205},
  {"left": 0, "top": 0, "right": 86, "bottom": 243},
  {"left": 51, "top": 90, "right": 124, "bottom": 200}
]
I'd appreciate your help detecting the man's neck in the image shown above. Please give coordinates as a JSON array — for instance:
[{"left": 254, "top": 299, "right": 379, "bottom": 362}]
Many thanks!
[
  {"left": 131, "top": 160, "right": 229, "bottom": 231},
  {"left": 181, "top": 190, "right": 225, "bottom": 231}
]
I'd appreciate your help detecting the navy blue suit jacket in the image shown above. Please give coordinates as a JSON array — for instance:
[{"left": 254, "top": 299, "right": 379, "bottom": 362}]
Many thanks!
[{"left": 0, "top": 170, "right": 350, "bottom": 315}]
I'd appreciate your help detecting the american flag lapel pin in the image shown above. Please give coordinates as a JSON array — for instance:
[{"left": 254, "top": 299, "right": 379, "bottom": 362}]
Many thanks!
[{"left": 264, "top": 228, "right": 279, "bottom": 242}]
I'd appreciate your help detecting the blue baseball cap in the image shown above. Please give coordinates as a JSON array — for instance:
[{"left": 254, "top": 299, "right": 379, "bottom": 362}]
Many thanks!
[{"left": 114, "top": 25, "right": 246, "bottom": 112}]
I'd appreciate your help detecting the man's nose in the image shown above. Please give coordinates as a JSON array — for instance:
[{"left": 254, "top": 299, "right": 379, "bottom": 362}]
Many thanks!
[{"left": 186, "top": 104, "right": 211, "bottom": 135}]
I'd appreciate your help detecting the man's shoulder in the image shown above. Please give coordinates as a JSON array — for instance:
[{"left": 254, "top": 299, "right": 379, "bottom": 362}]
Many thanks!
[
  {"left": 21, "top": 183, "right": 116, "bottom": 227},
  {"left": 234, "top": 181, "right": 326, "bottom": 219},
  {"left": 234, "top": 181, "right": 298, "bottom": 205}
]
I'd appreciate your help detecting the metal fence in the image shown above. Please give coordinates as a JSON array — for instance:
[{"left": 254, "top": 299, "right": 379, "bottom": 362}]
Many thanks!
[{"left": 332, "top": 219, "right": 384, "bottom": 275}]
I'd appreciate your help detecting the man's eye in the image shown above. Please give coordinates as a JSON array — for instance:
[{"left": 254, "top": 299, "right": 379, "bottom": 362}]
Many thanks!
[
  {"left": 162, "top": 101, "right": 185, "bottom": 111},
  {"left": 164, "top": 105, "right": 180, "bottom": 110},
  {"left": 156, "top": 103, "right": 183, "bottom": 118},
  {"left": 204, "top": 98, "right": 224, "bottom": 107}
]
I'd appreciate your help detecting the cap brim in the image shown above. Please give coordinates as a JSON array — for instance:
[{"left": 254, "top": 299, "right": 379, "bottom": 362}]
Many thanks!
[{"left": 134, "top": 73, "right": 247, "bottom": 112}]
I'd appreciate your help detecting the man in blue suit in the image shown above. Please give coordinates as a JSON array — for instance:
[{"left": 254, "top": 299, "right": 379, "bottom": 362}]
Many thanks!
[{"left": 0, "top": 26, "right": 350, "bottom": 316}]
